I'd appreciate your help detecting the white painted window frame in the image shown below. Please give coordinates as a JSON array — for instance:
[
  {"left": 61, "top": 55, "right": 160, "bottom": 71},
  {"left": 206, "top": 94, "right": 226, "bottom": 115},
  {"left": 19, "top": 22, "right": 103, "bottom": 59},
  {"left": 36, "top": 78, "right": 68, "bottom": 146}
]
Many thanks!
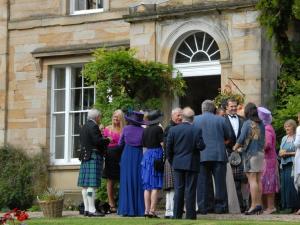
[
  {"left": 70, "top": 0, "right": 104, "bottom": 15},
  {"left": 50, "top": 65, "right": 96, "bottom": 165}
]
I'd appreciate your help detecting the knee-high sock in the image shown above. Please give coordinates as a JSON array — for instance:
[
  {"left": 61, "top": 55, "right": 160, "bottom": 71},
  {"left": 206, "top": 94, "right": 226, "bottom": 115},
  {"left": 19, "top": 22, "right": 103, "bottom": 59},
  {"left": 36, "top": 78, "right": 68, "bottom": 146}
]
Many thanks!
[
  {"left": 82, "top": 188, "right": 89, "bottom": 212},
  {"left": 87, "top": 187, "right": 96, "bottom": 213}
]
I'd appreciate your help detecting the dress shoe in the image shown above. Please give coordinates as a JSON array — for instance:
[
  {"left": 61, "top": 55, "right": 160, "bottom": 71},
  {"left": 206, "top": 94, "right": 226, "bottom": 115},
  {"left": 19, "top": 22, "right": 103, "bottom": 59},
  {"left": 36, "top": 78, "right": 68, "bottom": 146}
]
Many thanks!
[
  {"left": 84, "top": 211, "right": 89, "bottom": 216},
  {"left": 88, "top": 211, "right": 105, "bottom": 217},
  {"left": 164, "top": 215, "right": 172, "bottom": 219},
  {"left": 196, "top": 209, "right": 207, "bottom": 215},
  {"left": 245, "top": 205, "right": 263, "bottom": 215}
]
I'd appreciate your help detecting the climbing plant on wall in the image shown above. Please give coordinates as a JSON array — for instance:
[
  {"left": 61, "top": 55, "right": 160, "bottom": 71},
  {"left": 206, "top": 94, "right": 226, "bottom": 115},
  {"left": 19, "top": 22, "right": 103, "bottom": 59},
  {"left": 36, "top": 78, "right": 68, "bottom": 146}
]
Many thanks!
[
  {"left": 257, "top": 0, "right": 300, "bottom": 139},
  {"left": 82, "top": 48, "right": 186, "bottom": 125}
]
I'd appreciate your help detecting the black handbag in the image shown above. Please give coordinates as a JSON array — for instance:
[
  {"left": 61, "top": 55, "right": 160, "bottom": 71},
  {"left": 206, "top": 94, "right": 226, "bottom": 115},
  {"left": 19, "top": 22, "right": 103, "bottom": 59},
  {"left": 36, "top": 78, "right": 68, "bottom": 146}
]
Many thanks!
[{"left": 154, "top": 158, "right": 164, "bottom": 172}]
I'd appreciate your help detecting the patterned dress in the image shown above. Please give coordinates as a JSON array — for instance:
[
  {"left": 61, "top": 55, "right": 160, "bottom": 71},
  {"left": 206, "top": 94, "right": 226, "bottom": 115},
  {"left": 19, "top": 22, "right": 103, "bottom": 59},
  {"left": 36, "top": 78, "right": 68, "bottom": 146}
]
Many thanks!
[{"left": 261, "top": 124, "right": 279, "bottom": 194}]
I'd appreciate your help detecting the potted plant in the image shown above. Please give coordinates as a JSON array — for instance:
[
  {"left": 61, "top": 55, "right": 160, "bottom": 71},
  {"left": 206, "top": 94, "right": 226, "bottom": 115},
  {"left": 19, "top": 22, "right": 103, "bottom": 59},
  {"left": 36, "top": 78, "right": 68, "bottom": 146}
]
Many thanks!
[{"left": 37, "top": 188, "right": 64, "bottom": 218}]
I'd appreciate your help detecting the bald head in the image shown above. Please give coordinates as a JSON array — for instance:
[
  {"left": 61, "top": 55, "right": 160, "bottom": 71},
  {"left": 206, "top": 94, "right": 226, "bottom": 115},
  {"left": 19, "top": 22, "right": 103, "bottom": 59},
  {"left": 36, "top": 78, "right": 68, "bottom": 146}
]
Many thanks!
[{"left": 182, "top": 107, "right": 195, "bottom": 123}]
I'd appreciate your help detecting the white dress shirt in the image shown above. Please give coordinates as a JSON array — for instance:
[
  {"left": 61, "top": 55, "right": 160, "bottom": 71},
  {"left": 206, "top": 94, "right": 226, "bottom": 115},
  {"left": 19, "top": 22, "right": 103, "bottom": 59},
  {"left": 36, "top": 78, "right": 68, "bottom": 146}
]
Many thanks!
[{"left": 228, "top": 115, "right": 239, "bottom": 138}]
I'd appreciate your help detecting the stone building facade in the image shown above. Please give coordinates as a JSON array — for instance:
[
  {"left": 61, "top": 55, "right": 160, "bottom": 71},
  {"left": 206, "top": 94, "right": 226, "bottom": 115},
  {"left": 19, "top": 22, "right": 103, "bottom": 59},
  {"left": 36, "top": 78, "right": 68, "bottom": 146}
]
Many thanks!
[{"left": 0, "top": 0, "right": 278, "bottom": 202}]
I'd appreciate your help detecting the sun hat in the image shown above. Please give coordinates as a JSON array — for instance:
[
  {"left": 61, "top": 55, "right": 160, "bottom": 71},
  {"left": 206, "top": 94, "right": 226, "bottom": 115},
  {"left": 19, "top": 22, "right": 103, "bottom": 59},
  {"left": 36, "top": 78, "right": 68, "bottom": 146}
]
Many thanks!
[
  {"left": 257, "top": 106, "right": 272, "bottom": 125},
  {"left": 146, "top": 110, "right": 164, "bottom": 125},
  {"left": 124, "top": 111, "right": 147, "bottom": 125}
]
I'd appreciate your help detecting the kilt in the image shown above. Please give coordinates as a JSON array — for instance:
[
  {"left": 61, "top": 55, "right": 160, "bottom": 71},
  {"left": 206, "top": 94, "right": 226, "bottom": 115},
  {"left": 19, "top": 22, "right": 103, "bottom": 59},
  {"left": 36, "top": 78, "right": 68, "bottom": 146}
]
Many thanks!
[
  {"left": 77, "top": 152, "right": 103, "bottom": 187},
  {"left": 163, "top": 159, "right": 174, "bottom": 190}
]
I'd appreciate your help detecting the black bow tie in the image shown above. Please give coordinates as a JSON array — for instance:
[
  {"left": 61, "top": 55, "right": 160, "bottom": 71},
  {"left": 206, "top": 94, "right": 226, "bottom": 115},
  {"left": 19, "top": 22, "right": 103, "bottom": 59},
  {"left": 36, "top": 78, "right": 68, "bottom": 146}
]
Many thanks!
[{"left": 229, "top": 115, "right": 237, "bottom": 118}]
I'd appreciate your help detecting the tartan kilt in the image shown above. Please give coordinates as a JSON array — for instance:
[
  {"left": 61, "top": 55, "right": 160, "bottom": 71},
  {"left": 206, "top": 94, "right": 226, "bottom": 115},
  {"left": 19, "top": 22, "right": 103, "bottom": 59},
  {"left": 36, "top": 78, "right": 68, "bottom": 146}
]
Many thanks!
[
  {"left": 163, "top": 159, "right": 174, "bottom": 190},
  {"left": 77, "top": 152, "right": 103, "bottom": 187}
]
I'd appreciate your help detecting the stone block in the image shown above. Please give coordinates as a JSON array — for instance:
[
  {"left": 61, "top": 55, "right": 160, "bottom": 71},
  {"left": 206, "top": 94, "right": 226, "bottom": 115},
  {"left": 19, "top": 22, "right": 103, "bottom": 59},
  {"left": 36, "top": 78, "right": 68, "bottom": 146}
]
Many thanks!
[
  {"left": 232, "top": 50, "right": 260, "bottom": 66},
  {"left": 244, "top": 64, "right": 261, "bottom": 79}
]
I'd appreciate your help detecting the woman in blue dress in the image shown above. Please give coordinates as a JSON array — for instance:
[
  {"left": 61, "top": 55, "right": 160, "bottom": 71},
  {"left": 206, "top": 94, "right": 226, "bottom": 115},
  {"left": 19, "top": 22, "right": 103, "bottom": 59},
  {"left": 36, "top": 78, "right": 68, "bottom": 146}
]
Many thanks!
[
  {"left": 141, "top": 110, "right": 164, "bottom": 218},
  {"left": 118, "top": 111, "right": 146, "bottom": 217},
  {"left": 279, "top": 119, "right": 300, "bottom": 213}
]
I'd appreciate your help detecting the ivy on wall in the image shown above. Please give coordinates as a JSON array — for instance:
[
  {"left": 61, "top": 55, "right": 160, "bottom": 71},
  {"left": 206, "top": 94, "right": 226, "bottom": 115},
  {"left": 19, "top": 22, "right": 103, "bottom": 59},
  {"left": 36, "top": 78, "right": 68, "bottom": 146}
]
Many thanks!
[
  {"left": 82, "top": 48, "right": 186, "bottom": 125},
  {"left": 257, "top": 0, "right": 300, "bottom": 139}
]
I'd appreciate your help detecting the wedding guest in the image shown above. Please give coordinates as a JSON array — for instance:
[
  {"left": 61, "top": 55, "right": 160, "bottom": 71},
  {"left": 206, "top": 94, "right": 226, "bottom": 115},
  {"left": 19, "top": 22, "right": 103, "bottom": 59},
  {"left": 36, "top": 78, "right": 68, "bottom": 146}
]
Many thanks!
[
  {"left": 102, "top": 109, "right": 125, "bottom": 213},
  {"left": 233, "top": 103, "right": 265, "bottom": 215},
  {"left": 118, "top": 111, "right": 146, "bottom": 216},
  {"left": 77, "top": 109, "right": 110, "bottom": 217},
  {"left": 258, "top": 107, "right": 279, "bottom": 214},
  {"left": 294, "top": 112, "right": 300, "bottom": 215},
  {"left": 163, "top": 107, "right": 182, "bottom": 219},
  {"left": 279, "top": 119, "right": 300, "bottom": 213},
  {"left": 141, "top": 110, "right": 164, "bottom": 218}
]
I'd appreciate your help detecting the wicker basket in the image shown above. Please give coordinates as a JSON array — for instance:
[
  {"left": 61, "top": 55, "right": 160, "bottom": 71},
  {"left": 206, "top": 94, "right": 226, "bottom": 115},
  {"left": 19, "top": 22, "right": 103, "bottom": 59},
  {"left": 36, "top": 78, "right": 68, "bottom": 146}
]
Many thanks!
[{"left": 39, "top": 199, "right": 64, "bottom": 218}]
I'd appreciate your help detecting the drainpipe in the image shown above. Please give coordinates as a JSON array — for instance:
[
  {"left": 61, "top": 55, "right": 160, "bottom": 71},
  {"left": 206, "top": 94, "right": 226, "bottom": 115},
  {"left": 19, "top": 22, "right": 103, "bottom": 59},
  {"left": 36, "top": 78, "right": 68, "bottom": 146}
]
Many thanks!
[{"left": 4, "top": 0, "right": 10, "bottom": 145}]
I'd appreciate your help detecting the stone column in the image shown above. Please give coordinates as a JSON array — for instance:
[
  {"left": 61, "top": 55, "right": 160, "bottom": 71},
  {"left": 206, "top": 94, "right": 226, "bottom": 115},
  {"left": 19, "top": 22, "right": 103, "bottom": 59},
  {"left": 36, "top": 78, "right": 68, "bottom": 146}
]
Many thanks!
[{"left": 0, "top": 0, "right": 8, "bottom": 146}]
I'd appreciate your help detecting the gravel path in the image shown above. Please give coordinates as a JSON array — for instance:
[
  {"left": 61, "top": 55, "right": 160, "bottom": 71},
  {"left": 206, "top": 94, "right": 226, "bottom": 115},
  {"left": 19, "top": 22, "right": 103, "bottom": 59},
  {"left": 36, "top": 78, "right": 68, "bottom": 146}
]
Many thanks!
[{"left": 17, "top": 211, "right": 300, "bottom": 222}]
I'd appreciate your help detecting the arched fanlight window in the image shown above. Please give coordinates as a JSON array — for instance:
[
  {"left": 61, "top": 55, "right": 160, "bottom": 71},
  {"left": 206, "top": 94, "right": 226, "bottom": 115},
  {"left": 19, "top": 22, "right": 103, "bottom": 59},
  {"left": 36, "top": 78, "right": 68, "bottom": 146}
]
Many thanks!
[{"left": 175, "top": 32, "right": 220, "bottom": 64}]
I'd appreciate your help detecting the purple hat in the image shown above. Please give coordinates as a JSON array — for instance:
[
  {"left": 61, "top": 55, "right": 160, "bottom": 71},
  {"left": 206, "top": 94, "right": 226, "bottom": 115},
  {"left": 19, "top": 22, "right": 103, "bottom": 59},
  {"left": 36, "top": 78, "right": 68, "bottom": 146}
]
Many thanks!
[
  {"left": 125, "top": 111, "right": 147, "bottom": 125},
  {"left": 258, "top": 107, "right": 272, "bottom": 125}
]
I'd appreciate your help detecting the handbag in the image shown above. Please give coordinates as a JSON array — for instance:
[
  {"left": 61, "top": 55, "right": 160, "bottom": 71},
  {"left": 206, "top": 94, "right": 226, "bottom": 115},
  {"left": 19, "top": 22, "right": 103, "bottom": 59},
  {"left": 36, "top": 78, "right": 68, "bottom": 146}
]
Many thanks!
[
  {"left": 229, "top": 151, "right": 242, "bottom": 166},
  {"left": 154, "top": 158, "right": 164, "bottom": 172}
]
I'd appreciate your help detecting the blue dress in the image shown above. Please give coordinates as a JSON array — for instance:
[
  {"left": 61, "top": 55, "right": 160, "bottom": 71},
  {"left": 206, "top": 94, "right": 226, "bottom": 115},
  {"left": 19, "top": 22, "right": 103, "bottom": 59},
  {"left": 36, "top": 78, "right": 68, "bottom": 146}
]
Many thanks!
[
  {"left": 118, "top": 125, "right": 145, "bottom": 216},
  {"left": 141, "top": 147, "right": 163, "bottom": 190}
]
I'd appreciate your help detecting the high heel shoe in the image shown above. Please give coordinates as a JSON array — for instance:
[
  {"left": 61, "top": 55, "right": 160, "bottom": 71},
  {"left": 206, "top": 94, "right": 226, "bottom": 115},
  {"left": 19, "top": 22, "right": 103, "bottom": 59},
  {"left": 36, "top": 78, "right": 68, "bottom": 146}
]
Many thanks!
[
  {"left": 245, "top": 205, "right": 263, "bottom": 215},
  {"left": 149, "top": 211, "right": 160, "bottom": 218}
]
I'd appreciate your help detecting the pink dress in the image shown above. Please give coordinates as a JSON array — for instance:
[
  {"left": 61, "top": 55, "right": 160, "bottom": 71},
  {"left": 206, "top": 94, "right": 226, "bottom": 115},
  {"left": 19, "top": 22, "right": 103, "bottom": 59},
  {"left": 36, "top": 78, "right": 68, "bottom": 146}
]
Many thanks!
[
  {"left": 102, "top": 127, "right": 122, "bottom": 180},
  {"left": 261, "top": 124, "right": 279, "bottom": 194}
]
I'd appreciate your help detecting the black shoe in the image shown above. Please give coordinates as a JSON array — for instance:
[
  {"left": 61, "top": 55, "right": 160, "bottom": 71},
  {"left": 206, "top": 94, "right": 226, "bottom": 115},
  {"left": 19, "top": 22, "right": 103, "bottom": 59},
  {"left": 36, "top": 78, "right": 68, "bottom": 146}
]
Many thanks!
[
  {"left": 88, "top": 211, "right": 105, "bottom": 217},
  {"left": 148, "top": 212, "right": 160, "bottom": 218},
  {"left": 164, "top": 216, "right": 171, "bottom": 219},
  {"left": 215, "top": 209, "right": 226, "bottom": 214},
  {"left": 84, "top": 211, "right": 89, "bottom": 216},
  {"left": 196, "top": 209, "right": 207, "bottom": 215},
  {"left": 245, "top": 205, "right": 263, "bottom": 215}
]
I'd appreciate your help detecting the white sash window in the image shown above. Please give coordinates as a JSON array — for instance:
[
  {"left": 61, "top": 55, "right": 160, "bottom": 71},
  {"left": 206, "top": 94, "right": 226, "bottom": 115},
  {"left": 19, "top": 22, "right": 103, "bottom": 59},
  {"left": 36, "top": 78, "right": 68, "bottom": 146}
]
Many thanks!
[
  {"left": 51, "top": 65, "right": 96, "bottom": 165},
  {"left": 71, "top": 0, "right": 104, "bottom": 15}
]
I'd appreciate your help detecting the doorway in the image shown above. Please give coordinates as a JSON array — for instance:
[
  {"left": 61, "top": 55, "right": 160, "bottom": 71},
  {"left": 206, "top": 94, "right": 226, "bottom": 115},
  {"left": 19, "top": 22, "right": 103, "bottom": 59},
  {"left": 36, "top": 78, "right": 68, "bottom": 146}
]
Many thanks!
[{"left": 179, "top": 75, "right": 220, "bottom": 115}]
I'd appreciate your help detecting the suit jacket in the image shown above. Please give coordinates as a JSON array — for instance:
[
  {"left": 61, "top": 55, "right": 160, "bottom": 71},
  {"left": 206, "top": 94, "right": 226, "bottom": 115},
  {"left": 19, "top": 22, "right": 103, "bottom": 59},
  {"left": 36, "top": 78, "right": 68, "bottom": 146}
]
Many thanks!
[
  {"left": 194, "top": 112, "right": 230, "bottom": 162},
  {"left": 166, "top": 122, "right": 205, "bottom": 172},
  {"left": 224, "top": 115, "right": 244, "bottom": 152},
  {"left": 80, "top": 119, "right": 110, "bottom": 157}
]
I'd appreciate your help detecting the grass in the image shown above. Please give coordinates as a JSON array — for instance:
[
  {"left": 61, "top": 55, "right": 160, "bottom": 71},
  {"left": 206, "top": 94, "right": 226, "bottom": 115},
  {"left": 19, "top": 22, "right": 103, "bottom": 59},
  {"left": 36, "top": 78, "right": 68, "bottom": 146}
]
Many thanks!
[{"left": 25, "top": 218, "right": 300, "bottom": 225}]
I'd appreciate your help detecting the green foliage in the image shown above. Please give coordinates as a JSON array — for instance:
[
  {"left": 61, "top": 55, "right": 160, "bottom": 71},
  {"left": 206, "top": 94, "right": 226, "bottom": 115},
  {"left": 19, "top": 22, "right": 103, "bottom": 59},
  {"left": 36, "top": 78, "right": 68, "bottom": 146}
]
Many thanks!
[
  {"left": 82, "top": 48, "right": 186, "bottom": 125},
  {"left": 257, "top": 0, "right": 300, "bottom": 142},
  {"left": 38, "top": 188, "right": 64, "bottom": 201},
  {"left": 214, "top": 85, "right": 245, "bottom": 109},
  {"left": 0, "top": 145, "right": 48, "bottom": 210}
]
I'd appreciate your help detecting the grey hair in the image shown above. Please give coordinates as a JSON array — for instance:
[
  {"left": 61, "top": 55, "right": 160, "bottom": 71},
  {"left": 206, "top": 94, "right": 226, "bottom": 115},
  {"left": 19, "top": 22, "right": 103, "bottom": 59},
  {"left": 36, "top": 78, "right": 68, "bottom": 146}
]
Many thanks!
[
  {"left": 171, "top": 107, "right": 182, "bottom": 115},
  {"left": 182, "top": 107, "right": 195, "bottom": 123},
  {"left": 201, "top": 100, "right": 216, "bottom": 113},
  {"left": 87, "top": 108, "right": 101, "bottom": 120}
]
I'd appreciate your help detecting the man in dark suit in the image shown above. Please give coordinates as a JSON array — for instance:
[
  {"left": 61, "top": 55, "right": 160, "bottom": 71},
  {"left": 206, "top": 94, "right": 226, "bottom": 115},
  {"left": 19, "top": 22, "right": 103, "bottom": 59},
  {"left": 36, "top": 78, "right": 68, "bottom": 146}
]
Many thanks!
[
  {"left": 77, "top": 109, "right": 110, "bottom": 217},
  {"left": 166, "top": 107, "right": 205, "bottom": 219},
  {"left": 195, "top": 100, "right": 230, "bottom": 214},
  {"left": 224, "top": 98, "right": 246, "bottom": 212}
]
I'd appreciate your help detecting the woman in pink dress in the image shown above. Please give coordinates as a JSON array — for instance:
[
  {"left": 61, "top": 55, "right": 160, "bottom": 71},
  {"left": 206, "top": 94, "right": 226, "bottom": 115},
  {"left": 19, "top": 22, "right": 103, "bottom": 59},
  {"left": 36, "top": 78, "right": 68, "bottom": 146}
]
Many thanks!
[
  {"left": 258, "top": 107, "right": 279, "bottom": 214},
  {"left": 102, "top": 109, "right": 125, "bottom": 213}
]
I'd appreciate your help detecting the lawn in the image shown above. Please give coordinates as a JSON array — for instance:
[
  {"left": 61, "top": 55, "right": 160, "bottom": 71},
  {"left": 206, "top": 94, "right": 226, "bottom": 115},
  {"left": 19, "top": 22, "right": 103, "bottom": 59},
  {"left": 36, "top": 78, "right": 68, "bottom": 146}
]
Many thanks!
[{"left": 25, "top": 218, "right": 300, "bottom": 225}]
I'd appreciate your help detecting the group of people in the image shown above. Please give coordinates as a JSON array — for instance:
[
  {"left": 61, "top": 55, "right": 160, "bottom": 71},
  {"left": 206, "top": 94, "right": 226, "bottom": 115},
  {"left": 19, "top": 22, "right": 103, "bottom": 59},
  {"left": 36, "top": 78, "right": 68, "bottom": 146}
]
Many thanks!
[{"left": 77, "top": 99, "right": 300, "bottom": 220}]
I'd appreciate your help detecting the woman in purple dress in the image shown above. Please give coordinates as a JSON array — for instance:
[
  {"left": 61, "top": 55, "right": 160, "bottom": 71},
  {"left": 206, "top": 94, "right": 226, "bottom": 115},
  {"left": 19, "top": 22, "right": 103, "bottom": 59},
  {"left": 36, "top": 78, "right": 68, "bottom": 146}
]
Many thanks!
[
  {"left": 118, "top": 111, "right": 146, "bottom": 217},
  {"left": 258, "top": 107, "right": 279, "bottom": 214}
]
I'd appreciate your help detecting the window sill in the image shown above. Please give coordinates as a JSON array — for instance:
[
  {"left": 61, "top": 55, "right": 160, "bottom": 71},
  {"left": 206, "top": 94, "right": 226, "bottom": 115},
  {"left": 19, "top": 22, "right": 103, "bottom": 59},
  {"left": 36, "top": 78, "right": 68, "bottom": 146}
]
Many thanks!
[
  {"left": 71, "top": 8, "right": 104, "bottom": 15},
  {"left": 48, "top": 164, "right": 80, "bottom": 171}
]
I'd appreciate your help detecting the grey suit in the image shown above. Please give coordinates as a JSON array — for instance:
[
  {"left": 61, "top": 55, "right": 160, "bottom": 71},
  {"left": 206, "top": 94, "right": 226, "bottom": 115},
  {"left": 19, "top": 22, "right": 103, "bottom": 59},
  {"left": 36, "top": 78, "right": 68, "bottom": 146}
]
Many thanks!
[{"left": 194, "top": 112, "right": 230, "bottom": 213}]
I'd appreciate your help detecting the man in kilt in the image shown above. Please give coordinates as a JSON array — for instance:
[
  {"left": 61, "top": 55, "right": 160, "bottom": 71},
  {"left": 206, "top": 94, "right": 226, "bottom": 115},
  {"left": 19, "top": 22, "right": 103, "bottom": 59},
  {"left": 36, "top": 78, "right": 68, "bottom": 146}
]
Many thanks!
[
  {"left": 77, "top": 109, "right": 110, "bottom": 217},
  {"left": 224, "top": 98, "right": 247, "bottom": 212}
]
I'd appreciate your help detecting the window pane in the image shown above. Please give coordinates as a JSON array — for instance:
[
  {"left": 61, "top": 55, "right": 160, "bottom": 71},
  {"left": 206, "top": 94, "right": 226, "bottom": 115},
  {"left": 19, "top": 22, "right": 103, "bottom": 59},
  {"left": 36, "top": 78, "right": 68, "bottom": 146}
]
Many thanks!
[
  {"left": 55, "top": 114, "right": 65, "bottom": 136},
  {"left": 71, "top": 67, "right": 83, "bottom": 88},
  {"left": 70, "top": 89, "right": 82, "bottom": 111},
  {"left": 55, "top": 137, "right": 64, "bottom": 159},
  {"left": 83, "top": 88, "right": 94, "bottom": 109},
  {"left": 192, "top": 52, "right": 209, "bottom": 62},
  {"left": 54, "top": 114, "right": 65, "bottom": 159},
  {"left": 54, "top": 90, "right": 65, "bottom": 112},
  {"left": 75, "top": 0, "right": 103, "bottom": 10},
  {"left": 54, "top": 68, "right": 65, "bottom": 89},
  {"left": 70, "top": 112, "right": 88, "bottom": 159}
]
